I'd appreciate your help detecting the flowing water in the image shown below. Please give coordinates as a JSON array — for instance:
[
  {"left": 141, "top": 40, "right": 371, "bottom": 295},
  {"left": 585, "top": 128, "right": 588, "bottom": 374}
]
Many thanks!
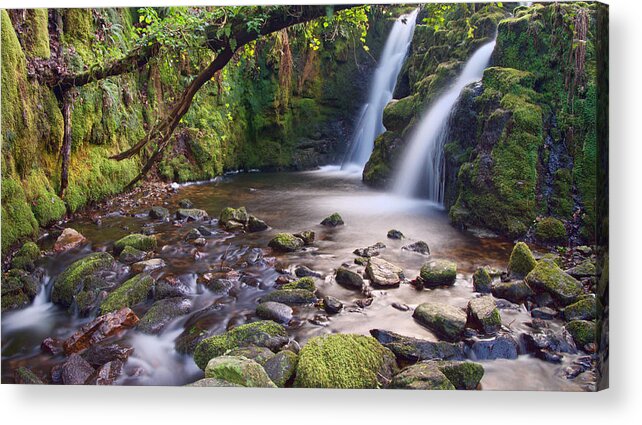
[
  {"left": 392, "top": 40, "right": 496, "bottom": 201},
  {"left": 341, "top": 10, "right": 418, "bottom": 170},
  {"left": 1, "top": 169, "right": 590, "bottom": 390}
]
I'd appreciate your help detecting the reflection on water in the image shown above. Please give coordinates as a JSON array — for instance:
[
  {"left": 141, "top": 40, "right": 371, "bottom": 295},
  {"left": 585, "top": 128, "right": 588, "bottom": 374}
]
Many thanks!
[{"left": 1, "top": 170, "right": 586, "bottom": 390}]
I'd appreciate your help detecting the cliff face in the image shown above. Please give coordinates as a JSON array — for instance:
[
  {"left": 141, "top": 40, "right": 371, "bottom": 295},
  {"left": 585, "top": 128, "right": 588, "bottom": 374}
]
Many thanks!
[{"left": 1, "top": 7, "right": 390, "bottom": 253}]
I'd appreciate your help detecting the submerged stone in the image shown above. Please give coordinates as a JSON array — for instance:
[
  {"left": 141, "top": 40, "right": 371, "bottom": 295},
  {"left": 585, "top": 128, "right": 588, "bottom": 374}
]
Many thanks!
[{"left": 402, "top": 240, "right": 430, "bottom": 255}]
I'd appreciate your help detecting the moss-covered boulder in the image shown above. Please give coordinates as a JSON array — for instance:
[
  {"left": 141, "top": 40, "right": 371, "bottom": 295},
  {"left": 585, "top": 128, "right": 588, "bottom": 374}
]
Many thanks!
[
  {"left": 149, "top": 206, "right": 170, "bottom": 220},
  {"left": 293, "top": 230, "right": 315, "bottom": 245},
  {"left": 193, "top": 321, "right": 288, "bottom": 370},
  {"left": 413, "top": 302, "right": 467, "bottom": 341},
  {"left": 247, "top": 215, "right": 268, "bottom": 232},
  {"left": 434, "top": 361, "right": 484, "bottom": 390},
  {"left": 419, "top": 260, "right": 457, "bottom": 287},
  {"left": 226, "top": 346, "right": 275, "bottom": 366},
  {"left": 565, "top": 320, "right": 596, "bottom": 348},
  {"left": 113, "top": 234, "right": 157, "bottom": 254},
  {"left": 320, "top": 212, "right": 344, "bottom": 227},
  {"left": 99, "top": 273, "right": 154, "bottom": 314},
  {"left": 185, "top": 378, "right": 241, "bottom": 387},
  {"left": 118, "top": 245, "right": 147, "bottom": 264},
  {"left": 11, "top": 241, "right": 40, "bottom": 271},
  {"left": 467, "top": 296, "right": 501, "bottom": 334},
  {"left": 472, "top": 267, "right": 492, "bottom": 293},
  {"left": 382, "top": 95, "right": 416, "bottom": 132},
  {"left": 565, "top": 260, "right": 596, "bottom": 278},
  {"left": 137, "top": 297, "right": 191, "bottom": 335},
  {"left": 491, "top": 280, "right": 533, "bottom": 304},
  {"left": 263, "top": 350, "right": 298, "bottom": 387},
  {"left": 176, "top": 208, "right": 209, "bottom": 221},
  {"left": 294, "top": 334, "right": 397, "bottom": 389},
  {"left": 260, "top": 289, "right": 317, "bottom": 305},
  {"left": 51, "top": 252, "right": 115, "bottom": 308},
  {"left": 535, "top": 217, "right": 567, "bottom": 244},
  {"left": 204, "top": 356, "right": 276, "bottom": 388},
  {"left": 525, "top": 261, "right": 583, "bottom": 306},
  {"left": 1, "top": 269, "right": 38, "bottom": 311},
  {"left": 390, "top": 362, "right": 456, "bottom": 390},
  {"left": 335, "top": 267, "right": 365, "bottom": 289},
  {"left": 507, "top": 242, "right": 537, "bottom": 278},
  {"left": 564, "top": 297, "right": 597, "bottom": 321},
  {"left": 268, "top": 233, "right": 304, "bottom": 252},
  {"left": 281, "top": 276, "right": 316, "bottom": 292}
]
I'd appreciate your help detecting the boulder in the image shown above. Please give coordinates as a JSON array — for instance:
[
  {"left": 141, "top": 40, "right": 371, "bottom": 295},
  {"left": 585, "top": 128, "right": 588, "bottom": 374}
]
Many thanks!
[
  {"left": 565, "top": 320, "right": 596, "bottom": 348},
  {"left": 186, "top": 378, "right": 241, "bottom": 387},
  {"left": 535, "top": 217, "right": 567, "bottom": 244},
  {"left": 468, "top": 334, "right": 519, "bottom": 360},
  {"left": 219, "top": 207, "right": 249, "bottom": 226},
  {"left": 205, "top": 356, "right": 276, "bottom": 388},
  {"left": 281, "top": 276, "right": 316, "bottom": 292},
  {"left": 491, "top": 280, "right": 533, "bottom": 304},
  {"left": 522, "top": 328, "right": 577, "bottom": 361},
  {"left": 294, "top": 334, "right": 397, "bottom": 388},
  {"left": 565, "top": 260, "right": 596, "bottom": 278},
  {"left": 11, "top": 242, "right": 40, "bottom": 270},
  {"left": 62, "top": 308, "right": 139, "bottom": 354},
  {"left": 268, "top": 233, "right": 304, "bottom": 252},
  {"left": 387, "top": 229, "right": 404, "bottom": 240},
  {"left": 81, "top": 344, "right": 133, "bottom": 368},
  {"left": 247, "top": 215, "right": 269, "bottom": 232},
  {"left": 53, "top": 228, "right": 87, "bottom": 253},
  {"left": 563, "top": 297, "right": 597, "bottom": 321},
  {"left": 85, "top": 359, "right": 124, "bottom": 385},
  {"left": 525, "top": 261, "right": 583, "bottom": 306},
  {"left": 402, "top": 241, "right": 430, "bottom": 255},
  {"left": 99, "top": 273, "right": 154, "bottom": 314},
  {"left": 60, "top": 353, "right": 95, "bottom": 385},
  {"left": 51, "top": 252, "right": 115, "bottom": 309},
  {"left": 113, "top": 234, "right": 156, "bottom": 254},
  {"left": 531, "top": 307, "right": 558, "bottom": 320},
  {"left": 255, "top": 301, "right": 293, "bottom": 324},
  {"left": 335, "top": 267, "right": 365, "bottom": 289},
  {"left": 390, "top": 362, "right": 456, "bottom": 390},
  {"left": 434, "top": 361, "right": 484, "bottom": 390},
  {"left": 353, "top": 242, "right": 386, "bottom": 257},
  {"left": 366, "top": 257, "right": 404, "bottom": 287},
  {"left": 193, "top": 321, "right": 288, "bottom": 370},
  {"left": 137, "top": 297, "right": 191, "bottom": 335},
  {"left": 176, "top": 208, "right": 209, "bottom": 221},
  {"left": 472, "top": 267, "right": 492, "bottom": 293},
  {"left": 263, "top": 350, "right": 298, "bottom": 387},
  {"left": 370, "top": 329, "right": 465, "bottom": 362},
  {"left": 119, "top": 246, "right": 147, "bottom": 264},
  {"left": 467, "top": 296, "right": 501, "bottom": 334},
  {"left": 413, "top": 302, "right": 467, "bottom": 341},
  {"left": 320, "top": 212, "right": 344, "bottom": 227},
  {"left": 323, "top": 296, "right": 343, "bottom": 314},
  {"left": 419, "top": 260, "right": 457, "bottom": 287},
  {"left": 226, "top": 346, "right": 275, "bottom": 366},
  {"left": 131, "top": 258, "right": 166, "bottom": 273},
  {"left": 260, "top": 289, "right": 317, "bottom": 305},
  {"left": 149, "top": 206, "right": 170, "bottom": 220},
  {"left": 184, "top": 228, "right": 202, "bottom": 241},
  {"left": 178, "top": 199, "right": 193, "bottom": 208},
  {"left": 294, "top": 265, "right": 322, "bottom": 278},
  {"left": 1, "top": 269, "right": 38, "bottom": 311},
  {"left": 293, "top": 231, "right": 315, "bottom": 245},
  {"left": 507, "top": 242, "right": 537, "bottom": 278}
]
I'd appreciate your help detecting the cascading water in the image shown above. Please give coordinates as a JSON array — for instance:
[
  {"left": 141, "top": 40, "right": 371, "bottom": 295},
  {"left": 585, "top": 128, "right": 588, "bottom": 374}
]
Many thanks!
[
  {"left": 391, "top": 39, "right": 496, "bottom": 202},
  {"left": 341, "top": 9, "right": 418, "bottom": 171}
]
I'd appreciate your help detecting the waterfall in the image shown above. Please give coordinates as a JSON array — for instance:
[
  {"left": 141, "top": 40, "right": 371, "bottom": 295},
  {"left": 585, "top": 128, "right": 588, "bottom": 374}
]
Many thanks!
[
  {"left": 341, "top": 9, "right": 418, "bottom": 171},
  {"left": 391, "top": 39, "right": 496, "bottom": 202}
]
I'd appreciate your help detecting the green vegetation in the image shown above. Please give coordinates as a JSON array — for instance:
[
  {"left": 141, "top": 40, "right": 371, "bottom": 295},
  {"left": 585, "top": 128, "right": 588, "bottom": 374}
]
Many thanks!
[
  {"left": 535, "top": 217, "right": 567, "bottom": 244},
  {"left": 507, "top": 242, "right": 537, "bottom": 278}
]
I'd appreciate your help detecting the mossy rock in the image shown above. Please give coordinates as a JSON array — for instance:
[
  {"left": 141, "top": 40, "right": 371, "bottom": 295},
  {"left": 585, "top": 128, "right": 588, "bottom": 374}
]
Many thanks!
[
  {"left": 420, "top": 260, "right": 457, "bottom": 287},
  {"left": 382, "top": 95, "right": 416, "bottom": 132},
  {"left": 565, "top": 260, "right": 596, "bottom": 278},
  {"left": 193, "top": 321, "right": 287, "bottom": 370},
  {"left": 176, "top": 208, "right": 209, "bottom": 221},
  {"left": 149, "top": 206, "right": 170, "bottom": 220},
  {"left": 467, "top": 296, "right": 502, "bottom": 334},
  {"left": 137, "top": 297, "right": 191, "bottom": 335},
  {"left": 219, "top": 206, "right": 249, "bottom": 226},
  {"left": 335, "top": 267, "right": 365, "bottom": 289},
  {"left": 390, "top": 362, "right": 456, "bottom": 390},
  {"left": 435, "top": 361, "right": 484, "bottom": 390},
  {"left": 491, "top": 280, "right": 533, "bottom": 304},
  {"left": 99, "top": 273, "right": 154, "bottom": 314},
  {"left": 225, "top": 346, "right": 275, "bottom": 366},
  {"left": 320, "top": 212, "right": 344, "bottom": 227},
  {"left": 294, "top": 334, "right": 397, "bottom": 389},
  {"left": 268, "top": 233, "right": 304, "bottom": 252},
  {"left": 1, "top": 269, "right": 38, "bottom": 311},
  {"left": 11, "top": 241, "right": 40, "bottom": 270},
  {"left": 564, "top": 297, "right": 597, "bottom": 321},
  {"left": 281, "top": 277, "right": 316, "bottom": 292},
  {"left": 119, "top": 246, "right": 147, "bottom": 264},
  {"left": 525, "top": 261, "right": 583, "bottom": 306},
  {"left": 14, "top": 367, "right": 44, "bottom": 384},
  {"left": 113, "top": 234, "right": 157, "bottom": 254},
  {"left": 204, "top": 356, "right": 276, "bottom": 388},
  {"left": 535, "top": 217, "right": 567, "bottom": 244},
  {"left": 51, "top": 252, "right": 115, "bottom": 308},
  {"left": 263, "top": 350, "right": 298, "bottom": 388},
  {"left": 260, "top": 289, "right": 317, "bottom": 305},
  {"left": 472, "top": 267, "right": 492, "bottom": 293},
  {"left": 507, "top": 242, "right": 537, "bottom": 278},
  {"left": 413, "top": 302, "right": 467, "bottom": 342},
  {"left": 565, "top": 320, "right": 596, "bottom": 348},
  {"left": 185, "top": 378, "right": 241, "bottom": 387}
]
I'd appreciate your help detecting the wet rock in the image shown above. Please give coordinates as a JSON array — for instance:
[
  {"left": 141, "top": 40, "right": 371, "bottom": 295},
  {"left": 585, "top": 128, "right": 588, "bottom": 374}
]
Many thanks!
[
  {"left": 263, "top": 350, "right": 298, "bottom": 387},
  {"left": 525, "top": 261, "right": 583, "bottom": 306},
  {"left": 366, "top": 257, "right": 404, "bottom": 287},
  {"left": 119, "top": 246, "right": 147, "bottom": 264},
  {"left": 155, "top": 277, "right": 191, "bottom": 300},
  {"left": 533, "top": 292, "right": 555, "bottom": 307},
  {"left": 353, "top": 242, "right": 386, "bottom": 258},
  {"left": 63, "top": 308, "right": 139, "bottom": 354},
  {"left": 226, "top": 346, "right": 276, "bottom": 366},
  {"left": 194, "top": 321, "right": 288, "bottom": 370},
  {"left": 186, "top": 378, "right": 241, "bottom": 387},
  {"left": 260, "top": 289, "right": 317, "bottom": 305},
  {"left": 256, "top": 301, "right": 293, "bottom": 324},
  {"left": 402, "top": 241, "right": 430, "bottom": 255},
  {"left": 355, "top": 298, "right": 373, "bottom": 309},
  {"left": 294, "top": 265, "right": 322, "bottom": 278},
  {"left": 563, "top": 297, "right": 597, "bottom": 321},
  {"left": 137, "top": 297, "right": 191, "bottom": 335},
  {"left": 507, "top": 242, "right": 537, "bottom": 278},
  {"left": 175, "top": 325, "right": 211, "bottom": 355},
  {"left": 521, "top": 328, "right": 577, "bottom": 361},
  {"left": 472, "top": 267, "right": 492, "bottom": 293},
  {"left": 81, "top": 344, "right": 133, "bottom": 367},
  {"left": 335, "top": 267, "right": 365, "bottom": 289},
  {"left": 176, "top": 208, "right": 209, "bottom": 221},
  {"left": 41, "top": 337, "right": 64, "bottom": 356},
  {"left": 434, "top": 361, "right": 484, "bottom": 390},
  {"left": 531, "top": 307, "right": 558, "bottom": 320},
  {"left": 565, "top": 320, "right": 596, "bottom": 348},
  {"left": 294, "top": 334, "right": 396, "bottom": 388},
  {"left": 178, "top": 199, "right": 193, "bottom": 208},
  {"left": 320, "top": 212, "right": 344, "bottom": 227},
  {"left": 14, "top": 367, "right": 44, "bottom": 384},
  {"left": 491, "top": 280, "right": 533, "bottom": 304},
  {"left": 565, "top": 260, "right": 596, "bottom": 278},
  {"left": 387, "top": 229, "right": 404, "bottom": 240},
  {"left": 467, "top": 296, "right": 501, "bottom": 334},
  {"left": 131, "top": 258, "right": 166, "bottom": 273},
  {"left": 268, "top": 233, "right": 304, "bottom": 252},
  {"left": 370, "top": 329, "right": 466, "bottom": 362},
  {"left": 323, "top": 295, "right": 343, "bottom": 314},
  {"left": 60, "top": 353, "right": 95, "bottom": 385},
  {"left": 11, "top": 242, "right": 40, "bottom": 271},
  {"left": 201, "top": 277, "right": 234, "bottom": 294},
  {"left": 1, "top": 269, "right": 38, "bottom": 311},
  {"left": 391, "top": 302, "right": 410, "bottom": 311},
  {"left": 354, "top": 257, "right": 368, "bottom": 266},
  {"left": 219, "top": 206, "right": 249, "bottom": 227},
  {"left": 205, "top": 356, "right": 276, "bottom": 388},
  {"left": 467, "top": 334, "right": 519, "bottom": 360},
  {"left": 563, "top": 356, "right": 593, "bottom": 379},
  {"left": 53, "top": 228, "right": 87, "bottom": 253},
  {"left": 281, "top": 277, "right": 316, "bottom": 292},
  {"left": 390, "top": 362, "right": 455, "bottom": 390},
  {"left": 197, "top": 225, "right": 212, "bottom": 236},
  {"left": 185, "top": 228, "right": 203, "bottom": 241},
  {"left": 413, "top": 302, "right": 467, "bottom": 341},
  {"left": 85, "top": 360, "right": 124, "bottom": 385},
  {"left": 293, "top": 231, "right": 315, "bottom": 245},
  {"left": 419, "top": 260, "right": 457, "bottom": 287},
  {"left": 51, "top": 252, "right": 115, "bottom": 309},
  {"left": 247, "top": 215, "right": 268, "bottom": 232},
  {"left": 100, "top": 273, "right": 154, "bottom": 314},
  {"left": 113, "top": 234, "right": 157, "bottom": 254},
  {"left": 149, "top": 206, "right": 170, "bottom": 220}
]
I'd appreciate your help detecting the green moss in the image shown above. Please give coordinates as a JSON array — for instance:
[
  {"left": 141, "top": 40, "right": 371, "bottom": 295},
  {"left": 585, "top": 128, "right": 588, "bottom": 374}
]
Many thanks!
[
  {"left": 281, "top": 277, "right": 316, "bottom": 292},
  {"left": 100, "top": 273, "right": 154, "bottom": 314},
  {"left": 382, "top": 95, "right": 417, "bottom": 132},
  {"left": 294, "top": 334, "right": 396, "bottom": 389},
  {"left": 564, "top": 297, "right": 597, "bottom": 321},
  {"left": 204, "top": 356, "right": 276, "bottom": 388},
  {"left": 472, "top": 267, "right": 492, "bottom": 293},
  {"left": 1, "top": 177, "right": 39, "bottom": 254},
  {"left": 24, "top": 170, "right": 67, "bottom": 226},
  {"left": 11, "top": 241, "right": 40, "bottom": 270},
  {"left": 390, "top": 362, "right": 456, "bottom": 390},
  {"left": 268, "top": 233, "right": 304, "bottom": 252},
  {"left": 420, "top": 260, "right": 457, "bottom": 286},
  {"left": 193, "top": 321, "right": 287, "bottom": 370},
  {"left": 507, "top": 242, "right": 537, "bottom": 278},
  {"left": 535, "top": 217, "right": 567, "bottom": 244},
  {"left": 260, "top": 289, "right": 317, "bottom": 305},
  {"left": 435, "top": 361, "right": 484, "bottom": 390},
  {"left": 524, "top": 260, "right": 583, "bottom": 306},
  {"left": 320, "top": 212, "right": 344, "bottom": 226},
  {"left": 113, "top": 233, "right": 157, "bottom": 254},
  {"left": 1, "top": 269, "right": 38, "bottom": 311},
  {"left": 551, "top": 168, "right": 574, "bottom": 217},
  {"left": 51, "top": 252, "right": 115, "bottom": 308},
  {"left": 565, "top": 320, "right": 596, "bottom": 348}
]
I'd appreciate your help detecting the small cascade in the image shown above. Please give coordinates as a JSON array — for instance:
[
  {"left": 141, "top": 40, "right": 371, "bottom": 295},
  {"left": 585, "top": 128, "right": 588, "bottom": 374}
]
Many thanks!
[
  {"left": 391, "top": 39, "right": 497, "bottom": 202},
  {"left": 341, "top": 9, "right": 418, "bottom": 171}
]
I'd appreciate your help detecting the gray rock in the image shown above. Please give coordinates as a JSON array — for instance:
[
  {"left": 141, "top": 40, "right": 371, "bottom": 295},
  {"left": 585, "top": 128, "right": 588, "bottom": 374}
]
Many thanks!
[
  {"left": 467, "top": 296, "right": 501, "bottom": 334},
  {"left": 413, "top": 302, "right": 467, "bottom": 341},
  {"left": 149, "top": 206, "right": 170, "bottom": 220},
  {"left": 255, "top": 301, "right": 293, "bottom": 324},
  {"left": 323, "top": 296, "right": 343, "bottom": 314},
  {"left": 260, "top": 289, "right": 317, "bottom": 305},
  {"left": 387, "top": 229, "right": 404, "bottom": 240},
  {"left": 353, "top": 242, "right": 386, "bottom": 257},
  {"left": 370, "top": 329, "right": 465, "bottom": 362},
  {"left": 467, "top": 334, "right": 519, "bottom": 360},
  {"left": 531, "top": 307, "right": 558, "bottom": 320},
  {"left": 366, "top": 257, "right": 404, "bottom": 287},
  {"left": 178, "top": 199, "right": 193, "bottom": 208},
  {"left": 402, "top": 241, "right": 430, "bottom": 255},
  {"left": 226, "top": 346, "right": 275, "bottom": 366},
  {"left": 491, "top": 280, "right": 533, "bottom": 304},
  {"left": 137, "top": 297, "right": 192, "bottom": 335},
  {"left": 335, "top": 267, "right": 365, "bottom": 289},
  {"left": 176, "top": 208, "right": 208, "bottom": 221},
  {"left": 131, "top": 258, "right": 166, "bottom": 273},
  {"left": 263, "top": 350, "right": 298, "bottom": 387},
  {"left": 295, "top": 265, "right": 322, "bottom": 278},
  {"left": 247, "top": 215, "right": 269, "bottom": 232},
  {"left": 390, "top": 362, "right": 456, "bottom": 390},
  {"left": 61, "top": 353, "right": 95, "bottom": 385},
  {"left": 119, "top": 246, "right": 147, "bottom": 264}
]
